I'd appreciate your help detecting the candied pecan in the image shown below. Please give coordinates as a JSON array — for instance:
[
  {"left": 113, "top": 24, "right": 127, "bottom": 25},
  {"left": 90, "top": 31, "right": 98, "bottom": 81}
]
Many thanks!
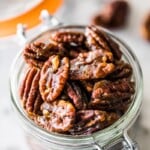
[
  {"left": 70, "top": 50, "right": 115, "bottom": 80},
  {"left": 90, "top": 79, "right": 134, "bottom": 110},
  {"left": 86, "top": 25, "right": 122, "bottom": 60},
  {"left": 72, "top": 49, "right": 113, "bottom": 65},
  {"left": 40, "top": 100, "right": 76, "bottom": 133},
  {"left": 19, "top": 67, "right": 43, "bottom": 114},
  {"left": 91, "top": 0, "right": 129, "bottom": 28},
  {"left": 51, "top": 31, "right": 86, "bottom": 46},
  {"left": 65, "top": 82, "right": 88, "bottom": 109},
  {"left": 140, "top": 13, "right": 150, "bottom": 41},
  {"left": 86, "top": 25, "right": 111, "bottom": 51},
  {"left": 70, "top": 61, "right": 115, "bottom": 80},
  {"left": 23, "top": 42, "right": 67, "bottom": 68},
  {"left": 70, "top": 110, "right": 119, "bottom": 135},
  {"left": 107, "top": 61, "right": 132, "bottom": 80},
  {"left": 39, "top": 55, "right": 69, "bottom": 102}
]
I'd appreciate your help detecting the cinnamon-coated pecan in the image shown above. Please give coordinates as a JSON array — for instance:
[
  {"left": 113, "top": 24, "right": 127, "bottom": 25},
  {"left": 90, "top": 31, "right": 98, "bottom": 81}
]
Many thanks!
[
  {"left": 51, "top": 31, "right": 86, "bottom": 46},
  {"left": 23, "top": 42, "right": 66, "bottom": 68},
  {"left": 39, "top": 55, "right": 69, "bottom": 102},
  {"left": 19, "top": 67, "right": 43, "bottom": 114}
]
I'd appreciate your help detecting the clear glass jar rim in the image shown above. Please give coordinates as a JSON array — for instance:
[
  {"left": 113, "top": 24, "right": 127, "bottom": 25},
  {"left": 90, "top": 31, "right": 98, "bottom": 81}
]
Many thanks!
[{"left": 9, "top": 25, "right": 143, "bottom": 147}]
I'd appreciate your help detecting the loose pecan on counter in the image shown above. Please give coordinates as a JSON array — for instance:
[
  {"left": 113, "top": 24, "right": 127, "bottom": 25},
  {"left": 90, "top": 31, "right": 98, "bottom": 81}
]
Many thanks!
[
  {"left": 91, "top": 0, "right": 130, "bottom": 28},
  {"left": 140, "top": 13, "right": 150, "bottom": 41}
]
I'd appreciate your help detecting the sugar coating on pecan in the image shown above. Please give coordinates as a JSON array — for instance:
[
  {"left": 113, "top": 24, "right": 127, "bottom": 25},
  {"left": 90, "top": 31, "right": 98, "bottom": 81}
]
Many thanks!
[
  {"left": 39, "top": 55, "right": 69, "bottom": 102},
  {"left": 19, "top": 67, "right": 43, "bottom": 114},
  {"left": 91, "top": 0, "right": 129, "bottom": 28},
  {"left": 50, "top": 31, "right": 86, "bottom": 45},
  {"left": 23, "top": 42, "right": 67, "bottom": 68}
]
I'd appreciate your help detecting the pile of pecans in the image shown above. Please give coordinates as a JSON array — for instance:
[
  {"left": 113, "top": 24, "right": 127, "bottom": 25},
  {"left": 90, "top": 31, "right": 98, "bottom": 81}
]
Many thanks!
[{"left": 19, "top": 25, "right": 135, "bottom": 135}]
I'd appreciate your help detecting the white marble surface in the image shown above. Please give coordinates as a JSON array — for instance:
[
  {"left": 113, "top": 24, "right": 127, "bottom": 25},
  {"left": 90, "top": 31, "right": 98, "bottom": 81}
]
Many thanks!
[{"left": 0, "top": 0, "right": 150, "bottom": 149}]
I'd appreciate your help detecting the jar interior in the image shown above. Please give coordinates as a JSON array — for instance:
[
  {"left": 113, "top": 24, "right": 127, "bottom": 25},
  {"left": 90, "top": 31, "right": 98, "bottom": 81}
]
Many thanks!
[{"left": 10, "top": 25, "right": 143, "bottom": 148}]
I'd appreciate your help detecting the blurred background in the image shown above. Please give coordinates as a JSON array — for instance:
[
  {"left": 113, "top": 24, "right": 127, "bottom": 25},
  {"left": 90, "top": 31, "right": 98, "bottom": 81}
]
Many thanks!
[{"left": 0, "top": 0, "right": 150, "bottom": 149}]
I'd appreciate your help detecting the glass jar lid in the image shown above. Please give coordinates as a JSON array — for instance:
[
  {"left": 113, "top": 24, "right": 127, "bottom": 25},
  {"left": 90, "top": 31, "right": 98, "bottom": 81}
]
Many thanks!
[{"left": 0, "top": 0, "right": 63, "bottom": 37}]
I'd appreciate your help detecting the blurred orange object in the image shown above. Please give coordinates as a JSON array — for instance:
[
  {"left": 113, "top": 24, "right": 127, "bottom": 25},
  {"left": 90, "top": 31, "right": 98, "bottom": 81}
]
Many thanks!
[{"left": 0, "top": 0, "right": 63, "bottom": 37}]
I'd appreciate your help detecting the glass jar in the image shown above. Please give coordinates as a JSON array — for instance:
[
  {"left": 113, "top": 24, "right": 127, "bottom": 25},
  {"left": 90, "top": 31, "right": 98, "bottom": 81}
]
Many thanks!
[{"left": 9, "top": 23, "right": 143, "bottom": 150}]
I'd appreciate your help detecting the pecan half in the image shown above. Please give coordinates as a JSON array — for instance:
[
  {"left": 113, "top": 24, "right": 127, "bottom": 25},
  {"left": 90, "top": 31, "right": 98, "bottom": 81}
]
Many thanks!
[
  {"left": 65, "top": 82, "right": 88, "bottom": 109},
  {"left": 86, "top": 25, "right": 122, "bottom": 60},
  {"left": 40, "top": 100, "right": 76, "bottom": 133},
  {"left": 19, "top": 67, "right": 43, "bottom": 114},
  {"left": 91, "top": 0, "right": 129, "bottom": 28},
  {"left": 70, "top": 50, "right": 115, "bottom": 80},
  {"left": 90, "top": 79, "right": 134, "bottom": 110},
  {"left": 39, "top": 55, "right": 69, "bottom": 102},
  {"left": 86, "top": 25, "right": 111, "bottom": 51},
  {"left": 23, "top": 42, "right": 66, "bottom": 68},
  {"left": 51, "top": 31, "right": 86, "bottom": 46},
  {"left": 70, "top": 110, "right": 120, "bottom": 135}
]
